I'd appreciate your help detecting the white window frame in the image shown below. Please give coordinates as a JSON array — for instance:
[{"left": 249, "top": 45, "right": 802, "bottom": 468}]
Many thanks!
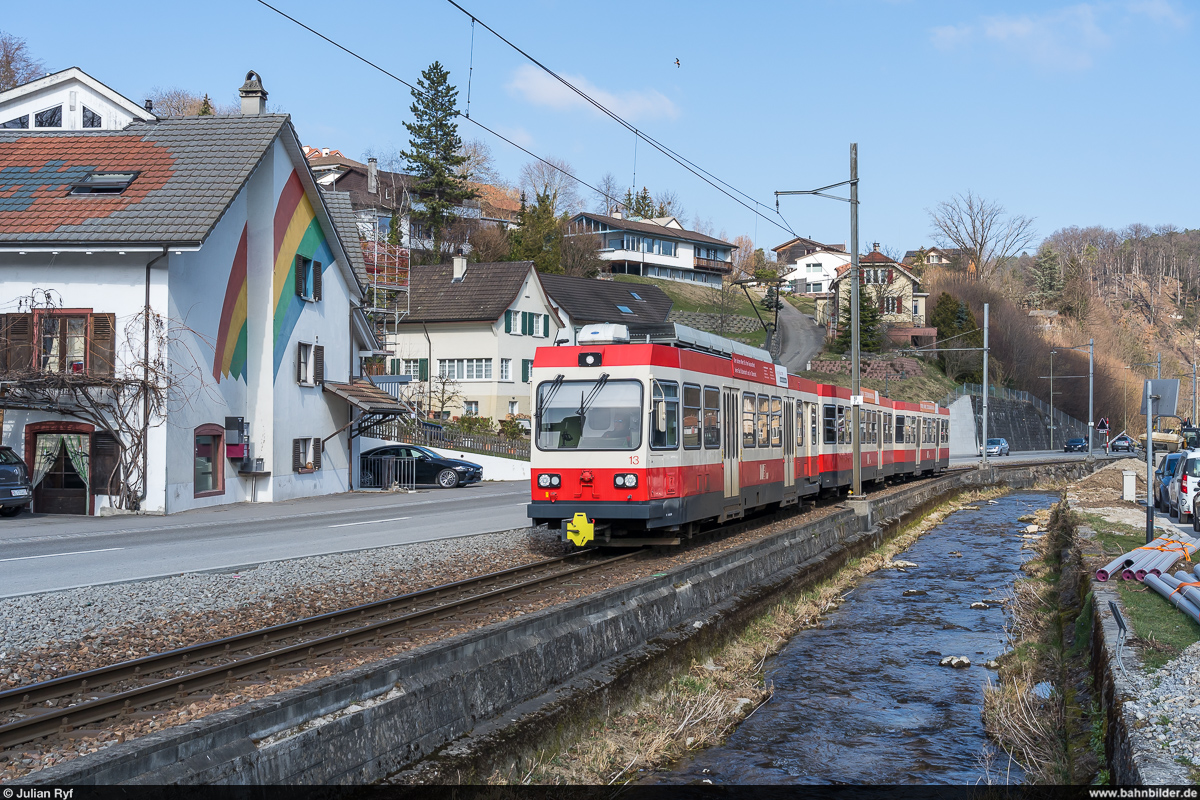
[
  {"left": 464, "top": 400, "right": 479, "bottom": 416},
  {"left": 500, "top": 358, "right": 512, "bottom": 381},
  {"left": 508, "top": 400, "right": 519, "bottom": 415},
  {"left": 403, "top": 358, "right": 422, "bottom": 379},
  {"left": 298, "top": 341, "right": 314, "bottom": 385}
]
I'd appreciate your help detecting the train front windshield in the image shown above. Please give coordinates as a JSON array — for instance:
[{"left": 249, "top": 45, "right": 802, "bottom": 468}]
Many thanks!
[{"left": 536, "top": 379, "right": 643, "bottom": 450}]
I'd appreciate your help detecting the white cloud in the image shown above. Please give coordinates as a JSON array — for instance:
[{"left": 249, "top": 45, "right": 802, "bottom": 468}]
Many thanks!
[
  {"left": 494, "top": 124, "right": 535, "bottom": 150},
  {"left": 506, "top": 64, "right": 679, "bottom": 123},
  {"left": 930, "top": 1, "right": 1186, "bottom": 70}
]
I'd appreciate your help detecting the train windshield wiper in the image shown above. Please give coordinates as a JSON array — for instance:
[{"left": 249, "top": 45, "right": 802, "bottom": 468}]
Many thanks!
[
  {"left": 535, "top": 374, "right": 565, "bottom": 430},
  {"left": 576, "top": 373, "right": 610, "bottom": 428}
]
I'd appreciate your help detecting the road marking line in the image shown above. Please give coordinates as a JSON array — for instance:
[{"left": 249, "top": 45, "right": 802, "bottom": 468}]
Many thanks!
[
  {"left": 0, "top": 547, "right": 124, "bottom": 563},
  {"left": 328, "top": 516, "right": 410, "bottom": 529}
]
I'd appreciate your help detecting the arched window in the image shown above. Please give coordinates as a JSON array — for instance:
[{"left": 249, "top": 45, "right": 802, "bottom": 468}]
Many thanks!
[{"left": 194, "top": 424, "right": 225, "bottom": 497}]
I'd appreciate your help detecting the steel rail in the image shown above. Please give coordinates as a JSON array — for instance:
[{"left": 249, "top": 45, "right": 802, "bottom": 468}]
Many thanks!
[
  {"left": 0, "top": 551, "right": 639, "bottom": 748},
  {"left": 0, "top": 550, "right": 599, "bottom": 715}
]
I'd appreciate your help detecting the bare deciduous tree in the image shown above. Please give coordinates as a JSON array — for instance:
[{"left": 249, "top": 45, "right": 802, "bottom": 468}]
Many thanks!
[
  {"left": 593, "top": 172, "right": 624, "bottom": 216},
  {"left": 0, "top": 32, "right": 44, "bottom": 92},
  {"left": 653, "top": 189, "right": 686, "bottom": 221},
  {"left": 929, "top": 191, "right": 1036, "bottom": 282},
  {"left": 145, "top": 87, "right": 238, "bottom": 117},
  {"left": 519, "top": 157, "right": 581, "bottom": 218},
  {"left": 467, "top": 223, "right": 511, "bottom": 263},
  {"left": 560, "top": 232, "right": 605, "bottom": 278},
  {"left": 457, "top": 138, "right": 505, "bottom": 187},
  {"left": 731, "top": 235, "right": 755, "bottom": 280}
]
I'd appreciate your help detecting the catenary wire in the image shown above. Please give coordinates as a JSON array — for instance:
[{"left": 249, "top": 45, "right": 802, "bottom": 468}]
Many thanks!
[{"left": 441, "top": 0, "right": 796, "bottom": 237}]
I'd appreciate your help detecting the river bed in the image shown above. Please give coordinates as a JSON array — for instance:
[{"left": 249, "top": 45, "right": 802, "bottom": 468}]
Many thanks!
[{"left": 655, "top": 491, "right": 1057, "bottom": 785}]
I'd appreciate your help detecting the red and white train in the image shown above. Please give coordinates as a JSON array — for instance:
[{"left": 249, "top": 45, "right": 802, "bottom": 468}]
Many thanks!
[{"left": 527, "top": 324, "right": 950, "bottom": 545}]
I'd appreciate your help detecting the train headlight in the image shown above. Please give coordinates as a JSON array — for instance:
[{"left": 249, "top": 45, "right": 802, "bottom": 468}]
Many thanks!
[
  {"left": 537, "top": 474, "right": 553, "bottom": 488},
  {"left": 615, "top": 473, "right": 637, "bottom": 489},
  {"left": 550, "top": 474, "right": 561, "bottom": 488}
]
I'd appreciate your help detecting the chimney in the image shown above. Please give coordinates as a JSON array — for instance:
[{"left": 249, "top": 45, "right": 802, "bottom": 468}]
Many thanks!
[
  {"left": 872, "top": 241, "right": 880, "bottom": 252},
  {"left": 322, "top": 147, "right": 330, "bottom": 157},
  {"left": 368, "top": 157, "right": 378, "bottom": 194},
  {"left": 239, "top": 70, "right": 268, "bottom": 115},
  {"left": 144, "top": 99, "right": 153, "bottom": 112},
  {"left": 452, "top": 254, "right": 468, "bottom": 282},
  {"left": 611, "top": 209, "right": 623, "bottom": 219}
]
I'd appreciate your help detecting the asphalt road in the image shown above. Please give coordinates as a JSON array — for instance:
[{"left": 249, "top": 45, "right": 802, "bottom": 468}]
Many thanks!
[
  {"left": 948, "top": 449, "right": 1116, "bottom": 467},
  {"left": 775, "top": 299, "right": 825, "bottom": 374},
  {"left": 0, "top": 481, "right": 530, "bottom": 598}
]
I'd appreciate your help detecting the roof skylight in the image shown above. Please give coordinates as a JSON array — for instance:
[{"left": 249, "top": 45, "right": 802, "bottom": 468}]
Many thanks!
[
  {"left": 617, "top": 305, "right": 633, "bottom": 314},
  {"left": 70, "top": 171, "right": 139, "bottom": 195}
]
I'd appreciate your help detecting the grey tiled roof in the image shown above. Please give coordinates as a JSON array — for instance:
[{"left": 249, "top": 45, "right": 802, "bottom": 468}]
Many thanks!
[
  {"left": 539, "top": 274, "right": 672, "bottom": 326},
  {"left": 0, "top": 114, "right": 289, "bottom": 244},
  {"left": 321, "top": 189, "right": 366, "bottom": 288}
]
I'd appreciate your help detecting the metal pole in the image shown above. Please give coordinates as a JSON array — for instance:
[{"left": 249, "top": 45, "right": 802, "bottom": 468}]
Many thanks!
[
  {"left": 1050, "top": 350, "right": 1055, "bottom": 451},
  {"left": 1088, "top": 338, "right": 1094, "bottom": 456},
  {"left": 1147, "top": 381, "right": 1155, "bottom": 544},
  {"left": 1158, "top": 353, "right": 1162, "bottom": 380},
  {"left": 982, "top": 303, "right": 989, "bottom": 468},
  {"left": 1193, "top": 363, "right": 1196, "bottom": 424},
  {"left": 850, "top": 143, "right": 861, "bottom": 496}
]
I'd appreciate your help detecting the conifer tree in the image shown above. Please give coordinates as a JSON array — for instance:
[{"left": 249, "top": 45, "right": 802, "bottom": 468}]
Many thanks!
[
  {"left": 402, "top": 62, "right": 474, "bottom": 263},
  {"left": 509, "top": 192, "right": 564, "bottom": 274},
  {"left": 1030, "top": 244, "right": 1063, "bottom": 308},
  {"left": 833, "top": 288, "right": 883, "bottom": 354}
]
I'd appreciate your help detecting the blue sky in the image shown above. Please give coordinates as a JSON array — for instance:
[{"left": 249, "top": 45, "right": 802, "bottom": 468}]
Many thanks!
[{"left": 7, "top": 0, "right": 1196, "bottom": 255}]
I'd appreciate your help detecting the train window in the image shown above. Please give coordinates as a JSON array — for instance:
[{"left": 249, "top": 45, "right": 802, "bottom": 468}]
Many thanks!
[
  {"left": 859, "top": 410, "right": 867, "bottom": 443},
  {"left": 823, "top": 404, "right": 836, "bottom": 444},
  {"left": 811, "top": 405, "right": 818, "bottom": 446},
  {"left": 837, "top": 405, "right": 847, "bottom": 445},
  {"left": 535, "top": 378, "right": 643, "bottom": 451},
  {"left": 757, "top": 395, "right": 771, "bottom": 447},
  {"left": 796, "top": 404, "right": 804, "bottom": 448},
  {"left": 683, "top": 384, "right": 702, "bottom": 449},
  {"left": 703, "top": 387, "right": 720, "bottom": 449},
  {"left": 869, "top": 411, "right": 876, "bottom": 444},
  {"left": 895, "top": 414, "right": 905, "bottom": 444},
  {"left": 743, "top": 393, "right": 757, "bottom": 448},
  {"left": 650, "top": 380, "right": 679, "bottom": 449},
  {"left": 941, "top": 419, "right": 949, "bottom": 444},
  {"left": 907, "top": 419, "right": 916, "bottom": 444},
  {"left": 884, "top": 413, "right": 892, "bottom": 443},
  {"left": 770, "top": 396, "right": 783, "bottom": 447}
]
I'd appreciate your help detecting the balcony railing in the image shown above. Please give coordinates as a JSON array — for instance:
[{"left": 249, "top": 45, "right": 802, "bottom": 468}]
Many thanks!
[{"left": 693, "top": 256, "right": 732, "bottom": 273}]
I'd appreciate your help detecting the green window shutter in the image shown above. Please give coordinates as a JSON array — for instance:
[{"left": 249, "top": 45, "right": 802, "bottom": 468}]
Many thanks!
[
  {"left": 543, "top": 314, "right": 550, "bottom": 338},
  {"left": 418, "top": 358, "right": 429, "bottom": 381},
  {"left": 522, "top": 359, "right": 533, "bottom": 383},
  {"left": 520, "top": 311, "right": 528, "bottom": 335},
  {"left": 504, "top": 310, "right": 513, "bottom": 333}
]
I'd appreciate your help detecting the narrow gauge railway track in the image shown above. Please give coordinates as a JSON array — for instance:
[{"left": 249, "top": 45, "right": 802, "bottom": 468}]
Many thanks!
[{"left": 0, "top": 549, "right": 639, "bottom": 750}]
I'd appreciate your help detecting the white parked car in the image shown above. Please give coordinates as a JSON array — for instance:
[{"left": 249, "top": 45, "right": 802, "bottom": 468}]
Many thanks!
[{"left": 1169, "top": 451, "right": 1200, "bottom": 524}]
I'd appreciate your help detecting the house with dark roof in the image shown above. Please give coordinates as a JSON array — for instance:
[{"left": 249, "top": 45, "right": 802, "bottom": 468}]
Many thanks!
[
  {"left": 813, "top": 246, "right": 934, "bottom": 343},
  {"left": 383, "top": 257, "right": 562, "bottom": 421},
  {"left": 538, "top": 274, "right": 673, "bottom": 343},
  {"left": 565, "top": 211, "right": 737, "bottom": 288},
  {"left": 0, "top": 71, "right": 396, "bottom": 515},
  {"left": 772, "top": 235, "right": 850, "bottom": 295}
]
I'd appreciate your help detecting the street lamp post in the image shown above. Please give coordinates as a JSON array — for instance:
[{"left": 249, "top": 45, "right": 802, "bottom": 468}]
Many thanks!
[
  {"left": 1049, "top": 349, "right": 1056, "bottom": 451},
  {"left": 775, "top": 143, "right": 861, "bottom": 496}
]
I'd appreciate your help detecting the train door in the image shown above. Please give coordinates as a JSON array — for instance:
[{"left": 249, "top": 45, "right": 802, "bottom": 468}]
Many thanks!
[
  {"left": 783, "top": 398, "right": 795, "bottom": 490},
  {"left": 722, "top": 388, "right": 740, "bottom": 501}
]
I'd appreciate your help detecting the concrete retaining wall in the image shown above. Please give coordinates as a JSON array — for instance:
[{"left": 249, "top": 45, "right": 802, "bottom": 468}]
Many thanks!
[
  {"left": 21, "top": 461, "right": 1096, "bottom": 786},
  {"left": 359, "top": 436, "right": 531, "bottom": 482}
]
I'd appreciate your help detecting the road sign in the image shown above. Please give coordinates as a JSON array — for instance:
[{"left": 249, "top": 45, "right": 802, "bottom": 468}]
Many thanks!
[{"left": 1140, "top": 380, "right": 1180, "bottom": 416}]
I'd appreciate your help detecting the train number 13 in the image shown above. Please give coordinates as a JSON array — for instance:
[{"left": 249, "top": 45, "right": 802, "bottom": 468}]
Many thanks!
[{"left": 629, "top": 455, "right": 640, "bottom": 465}]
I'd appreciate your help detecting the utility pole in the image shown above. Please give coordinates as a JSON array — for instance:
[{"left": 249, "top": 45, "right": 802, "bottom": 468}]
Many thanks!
[
  {"left": 1088, "top": 338, "right": 1094, "bottom": 456},
  {"left": 1146, "top": 380, "right": 1156, "bottom": 544},
  {"left": 981, "top": 303, "right": 989, "bottom": 468},
  {"left": 1049, "top": 350, "right": 1056, "bottom": 451},
  {"left": 849, "top": 144, "right": 861, "bottom": 497}
]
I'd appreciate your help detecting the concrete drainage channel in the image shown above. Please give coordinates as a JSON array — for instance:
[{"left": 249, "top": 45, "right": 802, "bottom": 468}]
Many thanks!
[{"left": 18, "top": 460, "right": 1097, "bottom": 785}]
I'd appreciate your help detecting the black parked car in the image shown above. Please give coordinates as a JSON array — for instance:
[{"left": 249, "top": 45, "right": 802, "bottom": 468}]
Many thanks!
[
  {"left": 0, "top": 446, "right": 33, "bottom": 517},
  {"left": 360, "top": 444, "right": 482, "bottom": 489},
  {"left": 1064, "top": 438, "right": 1088, "bottom": 453}
]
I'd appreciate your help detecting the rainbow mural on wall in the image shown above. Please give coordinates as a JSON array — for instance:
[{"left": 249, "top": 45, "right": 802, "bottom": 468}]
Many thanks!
[
  {"left": 212, "top": 170, "right": 332, "bottom": 383},
  {"left": 271, "top": 171, "right": 332, "bottom": 380}
]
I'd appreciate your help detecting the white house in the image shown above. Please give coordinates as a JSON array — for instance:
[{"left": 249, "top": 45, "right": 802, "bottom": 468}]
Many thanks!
[
  {"left": 383, "top": 258, "right": 563, "bottom": 421},
  {"left": 0, "top": 67, "right": 157, "bottom": 131},
  {"left": 779, "top": 249, "right": 852, "bottom": 295},
  {"left": 0, "top": 71, "right": 398, "bottom": 515},
  {"left": 565, "top": 212, "right": 737, "bottom": 288}
]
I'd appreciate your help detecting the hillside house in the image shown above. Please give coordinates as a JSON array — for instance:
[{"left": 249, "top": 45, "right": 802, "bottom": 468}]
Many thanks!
[
  {"left": 815, "top": 247, "right": 935, "bottom": 344},
  {"left": 565, "top": 212, "right": 737, "bottom": 288},
  {"left": 0, "top": 66, "right": 156, "bottom": 132},
  {"left": 0, "top": 71, "right": 397, "bottom": 514}
]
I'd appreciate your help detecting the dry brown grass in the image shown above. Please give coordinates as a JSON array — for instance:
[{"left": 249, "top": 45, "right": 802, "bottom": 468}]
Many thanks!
[{"left": 490, "top": 486, "right": 1009, "bottom": 785}]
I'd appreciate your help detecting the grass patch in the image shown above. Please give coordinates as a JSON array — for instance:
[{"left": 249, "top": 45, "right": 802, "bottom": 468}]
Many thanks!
[
  {"left": 612, "top": 274, "right": 759, "bottom": 317},
  {"left": 492, "top": 487, "right": 1008, "bottom": 784},
  {"left": 785, "top": 294, "right": 816, "bottom": 315},
  {"left": 1080, "top": 513, "right": 1200, "bottom": 671},
  {"left": 792, "top": 359, "right": 958, "bottom": 404}
]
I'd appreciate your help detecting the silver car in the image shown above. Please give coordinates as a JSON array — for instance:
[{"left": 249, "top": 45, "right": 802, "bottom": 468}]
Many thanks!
[
  {"left": 980, "top": 437, "right": 1010, "bottom": 457},
  {"left": 1169, "top": 451, "right": 1200, "bottom": 524}
]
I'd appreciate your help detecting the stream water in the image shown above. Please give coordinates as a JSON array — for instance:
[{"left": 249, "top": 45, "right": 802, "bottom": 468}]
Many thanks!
[{"left": 656, "top": 491, "right": 1058, "bottom": 785}]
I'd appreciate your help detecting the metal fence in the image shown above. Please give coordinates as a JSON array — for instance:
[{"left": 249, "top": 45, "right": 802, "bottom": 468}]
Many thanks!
[
  {"left": 372, "top": 419, "right": 531, "bottom": 461},
  {"left": 359, "top": 455, "right": 417, "bottom": 491},
  {"left": 941, "top": 383, "right": 1089, "bottom": 441}
]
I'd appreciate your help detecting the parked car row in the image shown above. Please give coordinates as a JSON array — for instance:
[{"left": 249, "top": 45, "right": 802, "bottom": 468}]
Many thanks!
[{"left": 1155, "top": 449, "right": 1200, "bottom": 529}]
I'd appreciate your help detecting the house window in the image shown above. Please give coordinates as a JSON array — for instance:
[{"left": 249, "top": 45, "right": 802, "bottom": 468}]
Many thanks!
[
  {"left": 297, "top": 342, "right": 313, "bottom": 384},
  {"left": 661, "top": 241, "right": 675, "bottom": 256},
  {"left": 194, "top": 424, "right": 225, "bottom": 497},
  {"left": 464, "top": 400, "right": 479, "bottom": 416},
  {"left": 806, "top": 263, "right": 822, "bottom": 274},
  {"left": 1, "top": 115, "right": 29, "bottom": 129},
  {"left": 34, "top": 105, "right": 62, "bottom": 128},
  {"left": 438, "top": 358, "right": 492, "bottom": 380},
  {"left": 500, "top": 358, "right": 512, "bottom": 381},
  {"left": 70, "top": 171, "right": 139, "bottom": 195},
  {"left": 292, "top": 437, "right": 321, "bottom": 472},
  {"left": 39, "top": 315, "right": 88, "bottom": 373},
  {"left": 82, "top": 107, "right": 102, "bottom": 128},
  {"left": 403, "top": 358, "right": 423, "bottom": 378},
  {"left": 294, "top": 256, "right": 322, "bottom": 301},
  {"left": 521, "top": 358, "right": 534, "bottom": 383},
  {"left": 509, "top": 400, "right": 519, "bottom": 415}
]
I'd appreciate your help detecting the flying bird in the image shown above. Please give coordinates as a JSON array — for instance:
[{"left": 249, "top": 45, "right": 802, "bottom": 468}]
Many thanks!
[{"left": 674, "top": 58, "right": 681, "bottom": 68}]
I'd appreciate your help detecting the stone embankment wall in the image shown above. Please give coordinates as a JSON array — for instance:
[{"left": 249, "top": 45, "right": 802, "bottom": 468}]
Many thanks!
[{"left": 21, "top": 461, "right": 1095, "bottom": 786}]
